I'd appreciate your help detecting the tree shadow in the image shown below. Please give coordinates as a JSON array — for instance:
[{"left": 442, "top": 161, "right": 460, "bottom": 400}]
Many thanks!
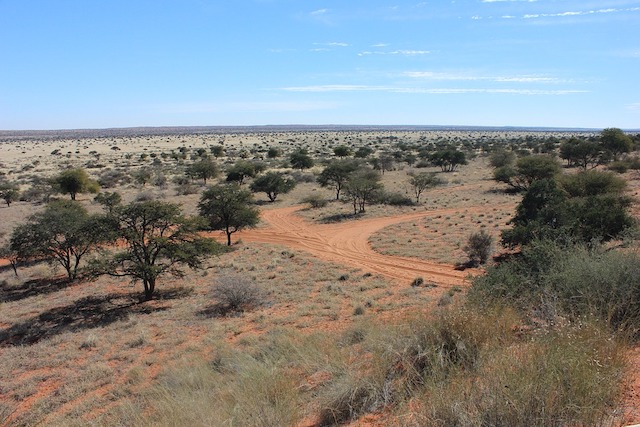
[
  {"left": 0, "top": 276, "right": 75, "bottom": 303},
  {"left": 0, "top": 287, "right": 192, "bottom": 347}
]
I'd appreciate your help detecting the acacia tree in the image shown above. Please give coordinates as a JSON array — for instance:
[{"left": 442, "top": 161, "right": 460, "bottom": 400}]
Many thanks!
[
  {"left": 600, "top": 128, "right": 632, "bottom": 161},
  {"left": 10, "top": 200, "right": 112, "bottom": 279},
  {"left": 55, "top": 168, "right": 98, "bottom": 200},
  {"left": 429, "top": 148, "right": 467, "bottom": 172},
  {"left": 0, "top": 182, "right": 20, "bottom": 207},
  {"left": 225, "top": 160, "right": 264, "bottom": 184},
  {"left": 290, "top": 149, "right": 314, "bottom": 170},
  {"left": 372, "top": 153, "right": 394, "bottom": 175},
  {"left": 408, "top": 172, "right": 443, "bottom": 203},
  {"left": 199, "top": 184, "right": 260, "bottom": 246},
  {"left": 187, "top": 159, "right": 219, "bottom": 184},
  {"left": 344, "top": 170, "right": 382, "bottom": 214},
  {"left": 318, "top": 159, "right": 360, "bottom": 200},
  {"left": 90, "top": 200, "right": 221, "bottom": 301},
  {"left": 493, "top": 155, "right": 561, "bottom": 192},
  {"left": 559, "top": 138, "right": 603, "bottom": 169},
  {"left": 94, "top": 191, "right": 122, "bottom": 214},
  {"left": 333, "top": 145, "right": 352, "bottom": 157},
  {"left": 249, "top": 171, "right": 296, "bottom": 202}
]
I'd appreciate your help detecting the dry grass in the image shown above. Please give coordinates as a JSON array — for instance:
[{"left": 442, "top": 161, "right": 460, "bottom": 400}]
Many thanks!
[
  {"left": 105, "top": 305, "right": 625, "bottom": 427},
  {"left": 1, "top": 130, "right": 638, "bottom": 425},
  {"left": 0, "top": 239, "right": 427, "bottom": 425}
]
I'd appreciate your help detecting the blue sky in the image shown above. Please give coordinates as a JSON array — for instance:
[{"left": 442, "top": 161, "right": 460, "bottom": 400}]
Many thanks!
[{"left": 1, "top": 0, "right": 639, "bottom": 130}]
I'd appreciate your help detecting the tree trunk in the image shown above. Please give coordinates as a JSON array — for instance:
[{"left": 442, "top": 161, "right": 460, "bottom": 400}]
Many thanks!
[
  {"left": 226, "top": 231, "right": 232, "bottom": 246},
  {"left": 143, "top": 278, "right": 155, "bottom": 301}
]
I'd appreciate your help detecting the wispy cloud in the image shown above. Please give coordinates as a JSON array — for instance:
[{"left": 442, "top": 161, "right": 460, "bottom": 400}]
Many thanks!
[
  {"left": 521, "top": 7, "right": 640, "bottom": 20},
  {"left": 482, "top": 0, "right": 538, "bottom": 2},
  {"left": 314, "top": 42, "right": 350, "bottom": 47},
  {"left": 358, "top": 50, "right": 431, "bottom": 56},
  {"left": 154, "top": 101, "right": 338, "bottom": 114},
  {"left": 404, "top": 71, "right": 569, "bottom": 84},
  {"left": 310, "top": 9, "right": 328, "bottom": 16},
  {"left": 280, "top": 85, "right": 586, "bottom": 95}
]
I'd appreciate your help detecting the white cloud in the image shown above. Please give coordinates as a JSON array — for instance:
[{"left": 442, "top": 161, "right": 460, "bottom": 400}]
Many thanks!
[
  {"left": 482, "top": 0, "right": 538, "bottom": 2},
  {"left": 281, "top": 85, "right": 379, "bottom": 92},
  {"left": 404, "top": 71, "right": 568, "bottom": 84},
  {"left": 155, "top": 101, "right": 338, "bottom": 113},
  {"left": 358, "top": 49, "right": 431, "bottom": 56},
  {"left": 280, "top": 85, "right": 586, "bottom": 95},
  {"left": 372, "top": 43, "right": 389, "bottom": 47},
  {"left": 314, "top": 42, "right": 350, "bottom": 47},
  {"left": 521, "top": 7, "right": 640, "bottom": 19},
  {"left": 310, "top": 9, "right": 328, "bottom": 16}
]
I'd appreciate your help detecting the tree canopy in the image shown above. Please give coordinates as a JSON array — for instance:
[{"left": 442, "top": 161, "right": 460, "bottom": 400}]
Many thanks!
[
  {"left": 0, "top": 182, "right": 20, "bottom": 207},
  {"left": 225, "top": 160, "right": 264, "bottom": 184},
  {"left": 600, "top": 128, "right": 632, "bottom": 161},
  {"left": 187, "top": 159, "right": 219, "bottom": 184},
  {"left": 250, "top": 171, "right": 296, "bottom": 202},
  {"left": 290, "top": 149, "right": 314, "bottom": 170},
  {"left": 408, "top": 172, "right": 443, "bottom": 203},
  {"left": 54, "top": 168, "right": 98, "bottom": 200},
  {"left": 344, "top": 169, "right": 382, "bottom": 214},
  {"left": 429, "top": 148, "right": 467, "bottom": 172},
  {"left": 199, "top": 184, "right": 260, "bottom": 246},
  {"left": 90, "top": 200, "right": 221, "bottom": 300},
  {"left": 10, "top": 200, "right": 113, "bottom": 279},
  {"left": 494, "top": 155, "right": 561, "bottom": 192},
  {"left": 318, "top": 159, "right": 361, "bottom": 200}
]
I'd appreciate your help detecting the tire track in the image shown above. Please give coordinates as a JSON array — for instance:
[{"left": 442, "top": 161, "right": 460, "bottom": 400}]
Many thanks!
[{"left": 233, "top": 204, "right": 510, "bottom": 287}]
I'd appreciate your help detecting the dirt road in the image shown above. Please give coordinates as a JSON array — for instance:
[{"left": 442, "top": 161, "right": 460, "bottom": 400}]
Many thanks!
[{"left": 233, "top": 205, "right": 475, "bottom": 287}]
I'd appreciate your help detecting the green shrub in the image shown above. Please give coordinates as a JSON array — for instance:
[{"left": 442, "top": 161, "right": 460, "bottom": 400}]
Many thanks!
[
  {"left": 470, "top": 240, "right": 640, "bottom": 333},
  {"left": 373, "top": 191, "right": 414, "bottom": 206},
  {"left": 463, "top": 229, "right": 493, "bottom": 265},
  {"left": 302, "top": 194, "right": 328, "bottom": 208}
]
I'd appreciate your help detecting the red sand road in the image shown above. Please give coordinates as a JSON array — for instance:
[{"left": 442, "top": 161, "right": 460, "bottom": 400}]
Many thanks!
[{"left": 226, "top": 204, "right": 490, "bottom": 287}]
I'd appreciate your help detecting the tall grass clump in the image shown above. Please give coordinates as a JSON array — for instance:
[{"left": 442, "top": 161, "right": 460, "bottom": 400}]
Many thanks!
[
  {"left": 111, "top": 305, "right": 625, "bottom": 426},
  {"left": 317, "top": 306, "right": 519, "bottom": 425},
  {"left": 414, "top": 321, "right": 624, "bottom": 427}
]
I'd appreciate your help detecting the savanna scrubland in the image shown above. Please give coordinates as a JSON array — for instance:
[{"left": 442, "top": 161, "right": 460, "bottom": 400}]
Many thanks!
[{"left": 1, "top": 127, "right": 640, "bottom": 426}]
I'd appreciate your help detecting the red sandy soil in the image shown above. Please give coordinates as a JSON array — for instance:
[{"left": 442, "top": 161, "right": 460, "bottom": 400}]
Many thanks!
[
  {"left": 232, "top": 204, "right": 487, "bottom": 287},
  {"left": 2, "top": 203, "right": 640, "bottom": 425}
]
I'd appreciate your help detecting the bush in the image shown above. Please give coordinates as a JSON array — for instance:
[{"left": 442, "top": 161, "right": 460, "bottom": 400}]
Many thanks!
[
  {"left": 302, "top": 194, "right": 328, "bottom": 209},
  {"left": 210, "top": 273, "right": 263, "bottom": 315},
  {"left": 470, "top": 240, "right": 640, "bottom": 333},
  {"left": 410, "top": 277, "right": 424, "bottom": 287},
  {"left": 290, "top": 171, "right": 316, "bottom": 183},
  {"left": 174, "top": 183, "right": 199, "bottom": 195},
  {"left": 374, "top": 191, "right": 415, "bottom": 206},
  {"left": 463, "top": 230, "right": 493, "bottom": 265},
  {"left": 98, "top": 169, "right": 131, "bottom": 188}
]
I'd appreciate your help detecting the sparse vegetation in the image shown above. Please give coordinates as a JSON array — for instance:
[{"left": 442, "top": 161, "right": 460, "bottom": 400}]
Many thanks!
[{"left": 0, "top": 128, "right": 638, "bottom": 426}]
